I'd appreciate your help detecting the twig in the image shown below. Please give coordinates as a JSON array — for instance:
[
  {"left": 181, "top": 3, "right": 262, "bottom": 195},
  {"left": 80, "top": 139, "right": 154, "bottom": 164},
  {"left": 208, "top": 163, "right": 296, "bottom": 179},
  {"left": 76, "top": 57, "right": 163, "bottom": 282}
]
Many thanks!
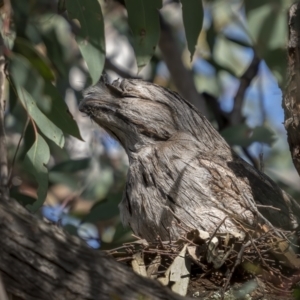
[
  {"left": 222, "top": 240, "right": 251, "bottom": 298},
  {"left": 104, "top": 58, "right": 140, "bottom": 79},
  {"left": 230, "top": 53, "right": 260, "bottom": 125},
  {"left": 256, "top": 204, "right": 281, "bottom": 211},
  {"left": 207, "top": 216, "right": 228, "bottom": 251}
]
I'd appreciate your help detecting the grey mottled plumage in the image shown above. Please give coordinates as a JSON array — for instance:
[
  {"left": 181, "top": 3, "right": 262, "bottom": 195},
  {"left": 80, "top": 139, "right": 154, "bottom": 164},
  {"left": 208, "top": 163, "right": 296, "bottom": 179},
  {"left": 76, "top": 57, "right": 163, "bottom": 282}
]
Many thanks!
[{"left": 79, "top": 79, "right": 300, "bottom": 241}]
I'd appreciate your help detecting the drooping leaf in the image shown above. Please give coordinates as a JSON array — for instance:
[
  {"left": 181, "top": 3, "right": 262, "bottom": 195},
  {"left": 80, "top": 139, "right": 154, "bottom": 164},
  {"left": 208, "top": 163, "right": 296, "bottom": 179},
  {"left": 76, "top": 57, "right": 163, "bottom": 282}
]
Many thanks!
[
  {"left": 180, "top": 0, "right": 204, "bottom": 60},
  {"left": 247, "top": 3, "right": 287, "bottom": 57},
  {"left": 10, "top": 54, "right": 44, "bottom": 102},
  {"left": 10, "top": 0, "right": 30, "bottom": 37},
  {"left": 206, "top": 23, "right": 217, "bottom": 55},
  {"left": 24, "top": 133, "right": 50, "bottom": 212},
  {"left": 221, "top": 124, "right": 276, "bottom": 147},
  {"left": 10, "top": 54, "right": 82, "bottom": 140},
  {"left": 125, "top": 0, "right": 162, "bottom": 70},
  {"left": 15, "top": 86, "right": 65, "bottom": 148},
  {"left": 38, "top": 14, "right": 71, "bottom": 78},
  {"left": 66, "top": 0, "right": 105, "bottom": 84},
  {"left": 18, "top": 121, "right": 35, "bottom": 161},
  {"left": 13, "top": 37, "right": 55, "bottom": 80},
  {"left": 251, "top": 126, "right": 277, "bottom": 145},
  {"left": 43, "top": 82, "right": 83, "bottom": 140}
]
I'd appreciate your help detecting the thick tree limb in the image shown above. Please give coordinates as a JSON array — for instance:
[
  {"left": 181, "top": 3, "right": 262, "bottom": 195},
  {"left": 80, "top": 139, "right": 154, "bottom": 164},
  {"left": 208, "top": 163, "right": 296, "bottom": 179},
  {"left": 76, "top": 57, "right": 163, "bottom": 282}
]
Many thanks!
[
  {"left": 283, "top": 3, "right": 300, "bottom": 177},
  {"left": 0, "top": 199, "right": 186, "bottom": 300}
]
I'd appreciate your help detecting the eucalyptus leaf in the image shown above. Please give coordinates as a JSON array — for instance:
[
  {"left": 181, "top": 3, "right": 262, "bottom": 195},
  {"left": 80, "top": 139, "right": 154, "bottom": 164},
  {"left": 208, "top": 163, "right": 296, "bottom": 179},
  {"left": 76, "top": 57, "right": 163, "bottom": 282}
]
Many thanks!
[
  {"left": 84, "top": 193, "right": 122, "bottom": 223},
  {"left": 13, "top": 37, "right": 55, "bottom": 80},
  {"left": 24, "top": 134, "right": 50, "bottom": 212},
  {"left": 16, "top": 87, "right": 65, "bottom": 148},
  {"left": 180, "top": 0, "right": 204, "bottom": 60},
  {"left": 66, "top": 0, "right": 105, "bottom": 84},
  {"left": 10, "top": 54, "right": 44, "bottom": 102},
  {"left": 221, "top": 124, "right": 276, "bottom": 147},
  {"left": 43, "top": 82, "right": 83, "bottom": 140},
  {"left": 247, "top": 3, "right": 287, "bottom": 56},
  {"left": 125, "top": 0, "right": 162, "bottom": 70}
]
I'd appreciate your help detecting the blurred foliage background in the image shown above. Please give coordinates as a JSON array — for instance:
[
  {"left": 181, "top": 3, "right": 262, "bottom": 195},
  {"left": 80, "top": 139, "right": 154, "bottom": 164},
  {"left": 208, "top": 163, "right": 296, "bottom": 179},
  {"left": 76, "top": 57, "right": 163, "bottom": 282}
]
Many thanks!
[{"left": 3, "top": 0, "right": 300, "bottom": 250}]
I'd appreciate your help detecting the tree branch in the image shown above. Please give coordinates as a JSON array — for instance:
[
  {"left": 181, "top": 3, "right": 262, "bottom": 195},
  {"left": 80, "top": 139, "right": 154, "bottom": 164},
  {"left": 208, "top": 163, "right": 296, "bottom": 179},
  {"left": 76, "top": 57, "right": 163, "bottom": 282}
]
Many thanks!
[
  {"left": 159, "top": 16, "right": 209, "bottom": 118},
  {"left": 283, "top": 3, "right": 300, "bottom": 177},
  {"left": 229, "top": 52, "right": 260, "bottom": 125},
  {"left": 0, "top": 199, "right": 186, "bottom": 300}
]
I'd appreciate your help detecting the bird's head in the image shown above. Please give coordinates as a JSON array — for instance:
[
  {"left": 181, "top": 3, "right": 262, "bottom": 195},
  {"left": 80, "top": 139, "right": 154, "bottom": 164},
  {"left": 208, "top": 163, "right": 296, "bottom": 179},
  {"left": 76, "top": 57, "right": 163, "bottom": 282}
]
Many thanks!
[
  {"left": 79, "top": 79, "right": 181, "bottom": 154},
  {"left": 79, "top": 78, "right": 224, "bottom": 156}
]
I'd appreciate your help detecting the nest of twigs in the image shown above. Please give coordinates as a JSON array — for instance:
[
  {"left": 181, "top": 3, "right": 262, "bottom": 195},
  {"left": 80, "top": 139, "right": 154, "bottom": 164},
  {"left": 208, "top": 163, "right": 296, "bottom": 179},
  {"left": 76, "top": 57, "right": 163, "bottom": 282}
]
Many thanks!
[{"left": 107, "top": 224, "right": 300, "bottom": 300}]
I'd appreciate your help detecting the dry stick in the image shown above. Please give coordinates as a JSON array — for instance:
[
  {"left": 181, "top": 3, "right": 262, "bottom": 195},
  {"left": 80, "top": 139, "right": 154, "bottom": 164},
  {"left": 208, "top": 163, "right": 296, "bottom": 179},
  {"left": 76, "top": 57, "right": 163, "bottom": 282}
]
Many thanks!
[
  {"left": 222, "top": 240, "right": 251, "bottom": 299},
  {"left": 256, "top": 204, "right": 281, "bottom": 211},
  {"left": 206, "top": 216, "right": 228, "bottom": 251}
]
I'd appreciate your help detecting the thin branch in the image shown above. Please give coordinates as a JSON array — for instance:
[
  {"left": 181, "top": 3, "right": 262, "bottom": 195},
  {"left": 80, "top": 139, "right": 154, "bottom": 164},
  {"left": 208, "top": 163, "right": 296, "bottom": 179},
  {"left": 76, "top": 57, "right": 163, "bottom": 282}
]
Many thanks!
[
  {"left": 104, "top": 58, "right": 140, "bottom": 79},
  {"left": 230, "top": 53, "right": 260, "bottom": 125},
  {"left": 159, "top": 15, "right": 209, "bottom": 118}
]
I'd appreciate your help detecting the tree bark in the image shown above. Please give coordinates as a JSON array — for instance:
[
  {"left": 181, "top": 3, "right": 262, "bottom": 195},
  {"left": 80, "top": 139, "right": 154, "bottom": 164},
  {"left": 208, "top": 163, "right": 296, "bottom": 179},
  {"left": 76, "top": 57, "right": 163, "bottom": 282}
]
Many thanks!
[
  {"left": 0, "top": 199, "right": 186, "bottom": 300},
  {"left": 283, "top": 3, "right": 300, "bottom": 177}
]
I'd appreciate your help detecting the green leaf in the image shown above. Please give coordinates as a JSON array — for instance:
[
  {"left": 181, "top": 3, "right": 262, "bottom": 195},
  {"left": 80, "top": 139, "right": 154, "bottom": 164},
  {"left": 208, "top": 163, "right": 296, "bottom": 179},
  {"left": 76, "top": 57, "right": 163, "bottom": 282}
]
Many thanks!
[
  {"left": 205, "top": 24, "right": 217, "bottom": 55},
  {"left": 10, "top": 188, "right": 37, "bottom": 206},
  {"left": 125, "top": 0, "right": 162, "bottom": 70},
  {"left": 247, "top": 3, "right": 287, "bottom": 56},
  {"left": 48, "top": 172, "right": 79, "bottom": 190},
  {"left": 24, "top": 134, "right": 50, "bottom": 212},
  {"left": 37, "top": 14, "right": 72, "bottom": 78},
  {"left": 50, "top": 158, "right": 90, "bottom": 172},
  {"left": 180, "top": 0, "right": 204, "bottom": 60},
  {"left": 13, "top": 37, "right": 55, "bottom": 81},
  {"left": 251, "top": 126, "right": 277, "bottom": 145},
  {"left": 10, "top": 54, "right": 82, "bottom": 140},
  {"left": 43, "top": 82, "right": 83, "bottom": 140},
  {"left": 18, "top": 121, "right": 35, "bottom": 161},
  {"left": 84, "top": 193, "right": 122, "bottom": 223},
  {"left": 221, "top": 124, "right": 276, "bottom": 147},
  {"left": 10, "top": 54, "right": 44, "bottom": 102},
  {"left": 16, "top": 87, "right": 65, "bottom": 148},
  {"left": 66, "top": 0, "right": 105, "bottom": 84}
]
